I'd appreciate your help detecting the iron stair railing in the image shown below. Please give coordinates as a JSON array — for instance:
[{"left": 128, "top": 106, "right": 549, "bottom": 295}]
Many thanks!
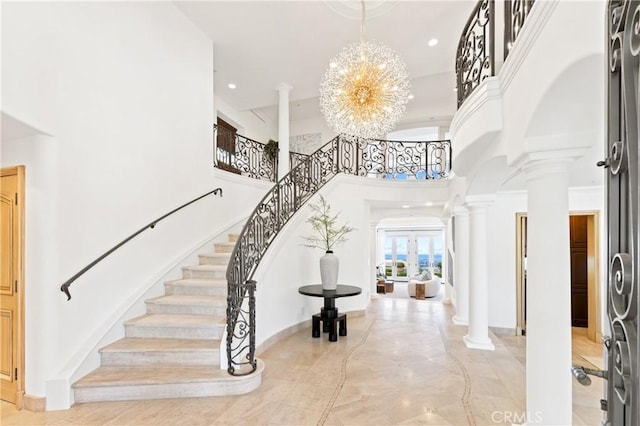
[{"left": 225, "top": 134, "right": 452, "bottom": 375}]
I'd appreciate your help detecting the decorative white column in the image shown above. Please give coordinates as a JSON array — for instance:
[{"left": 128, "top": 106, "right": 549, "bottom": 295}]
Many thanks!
[
  {"left": 443, "top": 226, "right": 452, "bottom": 304},
  {"left": 452, "top": 206, "right": 469, "bottom": 325},
  {"left": 463, "top": 196, "right": 495, "bottom": 350},
  {"left": 276, "top": 83, "right": 292, "bottom": 180},
  {"left": 523, "top": 158, "right": 573, "bottom": 425},
  {"left": 369, "top": 221, "right": 378, "bottom": 299}
]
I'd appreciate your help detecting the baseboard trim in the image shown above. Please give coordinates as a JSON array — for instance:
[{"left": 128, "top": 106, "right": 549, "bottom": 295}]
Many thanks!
[
  {"left": 23, "top": 394, "right": 46, "bottom": 412},
  {"left": 256, "top": 309, "right": 366, "bottom": 354},
  {"left": 490, "top": 326, "right": 517, "bottom": 336}
]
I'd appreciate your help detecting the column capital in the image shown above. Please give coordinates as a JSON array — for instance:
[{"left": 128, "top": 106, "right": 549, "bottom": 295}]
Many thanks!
[
  {"left": 521, "top": 156, "right": 573, "bottom": 181},
  {"left": 453, "top": 205, "right": 469, "bottom": 216},
  {"left": 276, "top": 83, "right": 293, "bottom": 93},
  {"left": 465, "top": 194, "right": 496, "bottom": 209}
]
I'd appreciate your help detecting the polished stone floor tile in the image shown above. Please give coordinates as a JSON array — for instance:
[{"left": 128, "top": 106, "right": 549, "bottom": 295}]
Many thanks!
[{"left": 2, "top": 296, "right": 604, "bottom": 425}]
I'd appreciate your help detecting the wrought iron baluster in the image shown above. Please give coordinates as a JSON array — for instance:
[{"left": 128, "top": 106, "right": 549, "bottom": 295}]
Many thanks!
[
  {"left": 504, "top": 0, "right": 536, "bottom": 60},
  {"left": 456, "top": 0, "right": 495, "bottom": 108}
]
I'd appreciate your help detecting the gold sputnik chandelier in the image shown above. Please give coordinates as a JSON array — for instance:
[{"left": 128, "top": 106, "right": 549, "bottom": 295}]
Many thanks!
[{"left": 319, "top": 0, "right": 411, "bottom": 139}]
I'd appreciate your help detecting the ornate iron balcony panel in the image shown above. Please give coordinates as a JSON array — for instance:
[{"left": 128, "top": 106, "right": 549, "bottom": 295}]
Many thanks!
[
  {"left": 504, "top": 0, "right": 536, "bottom": 59},
  {"left": 214, "top": 125, "right": 278, "bottom": 182},
  {"left": 456, "top": 0, "right": 495, "bottom": 107},
  {"left": 343, "top": 136, "right": 451, "bottom": 180}
]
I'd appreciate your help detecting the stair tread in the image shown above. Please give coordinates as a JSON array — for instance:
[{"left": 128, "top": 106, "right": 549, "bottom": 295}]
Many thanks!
[
  {"left": 74, "top": 365, "right": 231, "bottom": 388},
  {"left": 146, "top": 295, "right": 226, "bottom": 306},
  {"left": 165, "top": 278, "right": 226, "bottom": 286},
  {"left": 199, "top": 252, "right": 232, "bottom": 258},
  {"left": 124, "top": 314, "right": 225, "bottom": 327},
  {"left": 100, "top": 338, "right": 219, "bottom": 353},
  {"left": 183, "top": 265, "right": 226, "bottom": 271}
]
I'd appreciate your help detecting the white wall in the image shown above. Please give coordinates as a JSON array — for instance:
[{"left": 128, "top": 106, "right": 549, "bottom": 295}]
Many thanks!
[
  {"left": 485, "top": 187, "right": 605, "bottom": 330},
  {"left": 250, "top": 175, "right": 450, "bottom": 345},
  {"left": 0, "top": 1, "right": 268, "bottom": 408},
  {"left": 290, "top": 115, "right": 337, "bottom": 152},
  {"left": 215, "top": 96, "right": 277, "bottom": 143}
]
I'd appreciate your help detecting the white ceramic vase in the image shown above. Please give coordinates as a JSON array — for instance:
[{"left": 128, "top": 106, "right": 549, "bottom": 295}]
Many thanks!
[{"left": 320, "top": 251, "right": 339, "bottom": 290}]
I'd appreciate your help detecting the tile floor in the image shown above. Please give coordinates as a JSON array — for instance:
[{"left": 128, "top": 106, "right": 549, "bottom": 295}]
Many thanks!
[{"left": 1, "top": 296, "right": 605, "bottom": 425}]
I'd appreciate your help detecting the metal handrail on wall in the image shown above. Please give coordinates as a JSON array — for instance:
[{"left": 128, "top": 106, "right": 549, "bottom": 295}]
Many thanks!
[
  {"left": 60, "top": 188, "right": 223, "bottom": 300},
  {"left": 225, "top": 135, "right": 452, "bottom": 376}
]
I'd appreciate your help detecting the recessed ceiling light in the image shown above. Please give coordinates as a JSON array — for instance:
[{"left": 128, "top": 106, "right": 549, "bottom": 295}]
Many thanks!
[
  {"left": 428, "top": 38, "right": 438, "bottom": 47},
  {"left": 408, "top": 94, "right": 415, "bottom": 100},
  {"left": 424, "top": 201, "right": 434, "bottom": 206},
  {"left": 228, "top": 83, "right": 237, "bottom": 89},
  {"left": 402, "top": 205, "right": 410, "bottom": 209}
]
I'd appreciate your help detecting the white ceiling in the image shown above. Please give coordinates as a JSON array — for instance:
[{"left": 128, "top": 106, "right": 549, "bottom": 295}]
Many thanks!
[
  {"left": 175, "top": 0, "right": 473, "bottom": 121},
  {"left": 174, "top": 1, "right": 605, "bottom": 193}
]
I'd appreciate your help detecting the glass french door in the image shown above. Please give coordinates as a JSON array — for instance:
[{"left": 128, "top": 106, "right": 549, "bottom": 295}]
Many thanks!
[
  {"left": 384, "top": 231, "right": 444, "bottom": 281},
  {"left": 416, "top": 233, "right": 444, "bottom": 276},
  {"left": 384, "top": 234, "right": 409, "bottom": 280}
]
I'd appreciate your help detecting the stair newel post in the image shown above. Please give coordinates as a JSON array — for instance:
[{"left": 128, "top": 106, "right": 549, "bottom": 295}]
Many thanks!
[
  {"left": 226, "top": 278, "right": 235, "bottom": 374},
  {"left": 247, "top": 279, "right": 257, "bottom": 370}
]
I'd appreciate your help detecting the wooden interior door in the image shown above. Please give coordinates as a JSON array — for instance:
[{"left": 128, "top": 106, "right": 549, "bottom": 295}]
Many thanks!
[
  {"left": 570, "top": 215, "right": 589, "bottom": 328},
  {"left": 216, "top": 117, "right": 240, "bottom": 174},
  {"left": 0, "top": 166, "right": 25, "bottom": 408}
]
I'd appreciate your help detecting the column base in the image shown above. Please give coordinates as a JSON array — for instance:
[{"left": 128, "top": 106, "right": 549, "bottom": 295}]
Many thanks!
[
  {"left": 463, "top": 334, "right": 495, "bottom": 351},
  {"left": 452, "top": 315, "right": 468, "bottom": 326}
]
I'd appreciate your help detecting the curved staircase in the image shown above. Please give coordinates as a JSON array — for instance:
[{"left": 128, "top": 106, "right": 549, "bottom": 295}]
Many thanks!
[{"left": 72, "top": 233, "right": 263, "bottom": 403}]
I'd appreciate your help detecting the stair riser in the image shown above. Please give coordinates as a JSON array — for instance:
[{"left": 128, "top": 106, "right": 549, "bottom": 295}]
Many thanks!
[
  {"left": 228, "top": 234, "right": 238, "bottom": 243},
  {"left": 146, "top": 303, "right": 226, "bottom": 316},
  {"left": 74, "top": 375, "right": 261, "bottom": 403},
  {"left": 183, "top": 269, "right": 226, "bottom": 280},
  {"left": 198, "top": 255, "right": 230, "bottom": 266},
  {"left": 101, "top": 350, "right": 219, "bottom": 367},
  {"left": 125, "top": 325, "right": 224, "bottom": 340},
  {"left": 164, "top": 284, "right": 227, "bottom": 297},
  {"left": 214, "top": 243, "right": 234, "bottom": 253}
]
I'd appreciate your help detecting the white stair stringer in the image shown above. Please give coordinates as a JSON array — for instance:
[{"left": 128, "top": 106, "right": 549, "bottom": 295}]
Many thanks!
[{"left": 72, "top": 233, "right": 262, "bottom": 403}]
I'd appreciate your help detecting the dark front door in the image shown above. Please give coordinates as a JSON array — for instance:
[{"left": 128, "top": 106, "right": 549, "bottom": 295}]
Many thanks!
[
  {"left": 570, "top": 215, "right": 588, "bottom": 328},
  {"left": 605, "top": 2, "right": 639, "bottom": 424}
]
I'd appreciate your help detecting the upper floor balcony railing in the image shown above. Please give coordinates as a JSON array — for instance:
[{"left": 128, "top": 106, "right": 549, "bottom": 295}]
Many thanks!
[
  {"left": 214, "top": 125, "right": 278, "bottom": 182},
  {"left": 215, "top": 126, "right": 452, "bottom": 183},
  {"left": 456, "top": 0, "right": 536, "bottom": 107}
]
